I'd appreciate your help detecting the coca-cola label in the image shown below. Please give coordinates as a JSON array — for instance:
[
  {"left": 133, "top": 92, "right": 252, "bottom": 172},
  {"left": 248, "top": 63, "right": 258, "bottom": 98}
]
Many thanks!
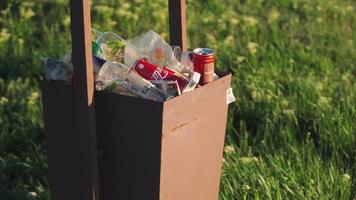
[
  {"left": 134, "top": 59, "right": 189, "bottom": 92},
  {"left": 152, "top": 67, "right": 169, "bottom": 80}
]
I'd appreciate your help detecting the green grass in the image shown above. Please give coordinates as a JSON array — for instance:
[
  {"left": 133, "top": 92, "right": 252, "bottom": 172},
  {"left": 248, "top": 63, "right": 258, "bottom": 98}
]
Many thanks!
[{"left": 0, "top": 0, "right": 355, "bottom": 199}]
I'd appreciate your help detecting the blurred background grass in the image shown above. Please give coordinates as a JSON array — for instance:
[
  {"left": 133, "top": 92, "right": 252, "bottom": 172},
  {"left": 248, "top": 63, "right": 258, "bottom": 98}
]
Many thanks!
[{"left": 0, "top": 0, "right": 355, "bottom": 199}]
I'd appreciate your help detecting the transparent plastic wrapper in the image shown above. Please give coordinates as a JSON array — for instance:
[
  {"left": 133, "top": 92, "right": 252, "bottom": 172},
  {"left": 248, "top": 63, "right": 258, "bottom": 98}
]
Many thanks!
[
  {"left": 96, "top": 61, "right": 173, "bottom": 102},
  {"left": 42, "top": 58, "right": 73, "bottom": 82},
  {"left": 130, "top": 30, "right": 192, "bottom": 74}
]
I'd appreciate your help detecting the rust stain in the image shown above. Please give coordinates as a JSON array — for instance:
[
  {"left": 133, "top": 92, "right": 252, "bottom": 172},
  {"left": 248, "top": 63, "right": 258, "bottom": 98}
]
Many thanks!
[{"left": 171, "top": 117, "right": 199, "bottom": 132}]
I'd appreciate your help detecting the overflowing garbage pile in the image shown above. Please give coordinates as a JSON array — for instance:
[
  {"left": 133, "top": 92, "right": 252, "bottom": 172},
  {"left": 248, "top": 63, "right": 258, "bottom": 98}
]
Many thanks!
[{"left": 43, "top": 29, "right": 220, "bottom": 102}]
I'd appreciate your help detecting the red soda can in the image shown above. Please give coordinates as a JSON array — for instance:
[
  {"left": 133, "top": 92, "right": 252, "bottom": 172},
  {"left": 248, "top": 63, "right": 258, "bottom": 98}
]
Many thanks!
[
  {"left": 193, "top": 48, "right": 215, "bottom": 84},
  {"left": 133, "top": 58, "right": 189, "bottom": 93}
]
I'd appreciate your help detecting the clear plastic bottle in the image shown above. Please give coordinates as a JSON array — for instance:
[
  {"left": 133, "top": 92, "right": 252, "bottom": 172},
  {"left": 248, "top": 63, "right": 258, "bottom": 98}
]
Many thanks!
[
  {"left": 96, "top": 61, "right": 172, "bottom": 102},
  {"left": 96, "top": 32, "right": 143, "bottom": 66}
]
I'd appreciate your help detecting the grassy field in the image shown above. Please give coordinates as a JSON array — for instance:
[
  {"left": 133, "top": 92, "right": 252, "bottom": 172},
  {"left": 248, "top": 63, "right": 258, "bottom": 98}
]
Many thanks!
[{"left": 0, "top": 0, "right": 355, "bottom": 199}]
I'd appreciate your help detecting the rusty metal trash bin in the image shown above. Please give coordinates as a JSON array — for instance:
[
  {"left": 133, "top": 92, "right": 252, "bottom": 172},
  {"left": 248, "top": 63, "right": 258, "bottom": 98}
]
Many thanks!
[{"left": 42, "top": 0, "right": 232, "bottom": 200}]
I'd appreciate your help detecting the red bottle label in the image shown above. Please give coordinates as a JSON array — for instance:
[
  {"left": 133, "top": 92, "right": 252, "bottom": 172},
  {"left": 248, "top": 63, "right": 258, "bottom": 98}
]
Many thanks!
[{"left": 134, "top": 58, "right": 189, "bottom": 93}]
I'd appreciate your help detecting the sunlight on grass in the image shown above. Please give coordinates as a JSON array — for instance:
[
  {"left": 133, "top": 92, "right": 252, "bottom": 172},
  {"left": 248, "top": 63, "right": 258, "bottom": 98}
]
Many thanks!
[{"left": 0, "top": 0, "right": 355, "bottom": 199}]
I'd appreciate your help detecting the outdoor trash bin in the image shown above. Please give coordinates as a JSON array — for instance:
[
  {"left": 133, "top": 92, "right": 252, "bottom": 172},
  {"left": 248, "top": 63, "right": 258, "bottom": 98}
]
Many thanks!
[
  {"left": 41, "top": 0, "right": 233, "bottom": 200},
  {"left": 42, "top": 72, "right": 231, "bottom": 200}
]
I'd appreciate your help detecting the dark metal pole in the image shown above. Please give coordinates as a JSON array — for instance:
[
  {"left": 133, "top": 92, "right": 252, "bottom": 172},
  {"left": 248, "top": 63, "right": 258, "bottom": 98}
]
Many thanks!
[
  {"left": 169, "top": 0, "right": 187, "bottom": 51},
  {"left": 70, "top": 0, "right": 100, "bottom": 199}
]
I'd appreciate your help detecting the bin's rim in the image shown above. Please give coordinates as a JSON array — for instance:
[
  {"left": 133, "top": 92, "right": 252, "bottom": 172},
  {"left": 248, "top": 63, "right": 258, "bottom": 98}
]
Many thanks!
[{"left": 41, "top": 71, "right": 232, "bottom": 105}]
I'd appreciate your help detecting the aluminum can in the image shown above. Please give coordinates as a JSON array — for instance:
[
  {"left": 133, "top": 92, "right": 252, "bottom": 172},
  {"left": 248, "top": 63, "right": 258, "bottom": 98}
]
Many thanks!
[
  {"left": 193, "top": 48, "right": 215, "bottom": 84},
  {"left": 133, "top": 58, "right": 189, "bottom": 93}
]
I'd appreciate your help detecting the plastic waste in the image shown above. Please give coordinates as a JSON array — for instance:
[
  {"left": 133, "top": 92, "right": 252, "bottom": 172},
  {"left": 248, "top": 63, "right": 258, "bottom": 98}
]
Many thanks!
[
  {"left": 180, "top": 51, "right": 194, "bottom": 71},
  {"left": 171, "top": 46, "right": 183, "bottom": 62},
  {"left": 43, "top": 58, "right": 73, "bottom": 82},
  {"left": 95, "top": 76, "right": 136, "bottom": 97},
  {"left": 96, "top": 61, "right": 173, "bottom": 101},
  {"left": 130, "top": 30, "right": 192, "bottom": 74},
  {"left": 45, "top": 34, "right": 104, "bottom": 81},
  {"left": 97, "top": 31, "right": 200, "bottom": 94},
  {"left": 150, "top": 80, "right": 181, "bottom": 97},
  {"left": 133, "top": 58, "right": 200, "bottom": 94},
  {"left": 43, "top": 28, "right": 215, "bottom": 102},
  {"left": 96, "top": 32, "right": 141, "bottom": 65}
]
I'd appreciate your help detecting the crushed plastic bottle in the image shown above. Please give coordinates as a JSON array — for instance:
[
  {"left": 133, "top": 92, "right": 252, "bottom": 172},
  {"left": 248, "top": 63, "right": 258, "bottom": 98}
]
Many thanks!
[{"left": 96, "top": 61, "right": 173, "bottom": 101}]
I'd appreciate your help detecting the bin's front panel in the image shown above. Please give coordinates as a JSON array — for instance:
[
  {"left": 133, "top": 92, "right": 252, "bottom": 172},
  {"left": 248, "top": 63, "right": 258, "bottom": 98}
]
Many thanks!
[
  {"left": 160, "top": 74, "right": 232, "bottom": 200},
  {"left": 96, "top": 93, "right": 164, "bottom": 200}
]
